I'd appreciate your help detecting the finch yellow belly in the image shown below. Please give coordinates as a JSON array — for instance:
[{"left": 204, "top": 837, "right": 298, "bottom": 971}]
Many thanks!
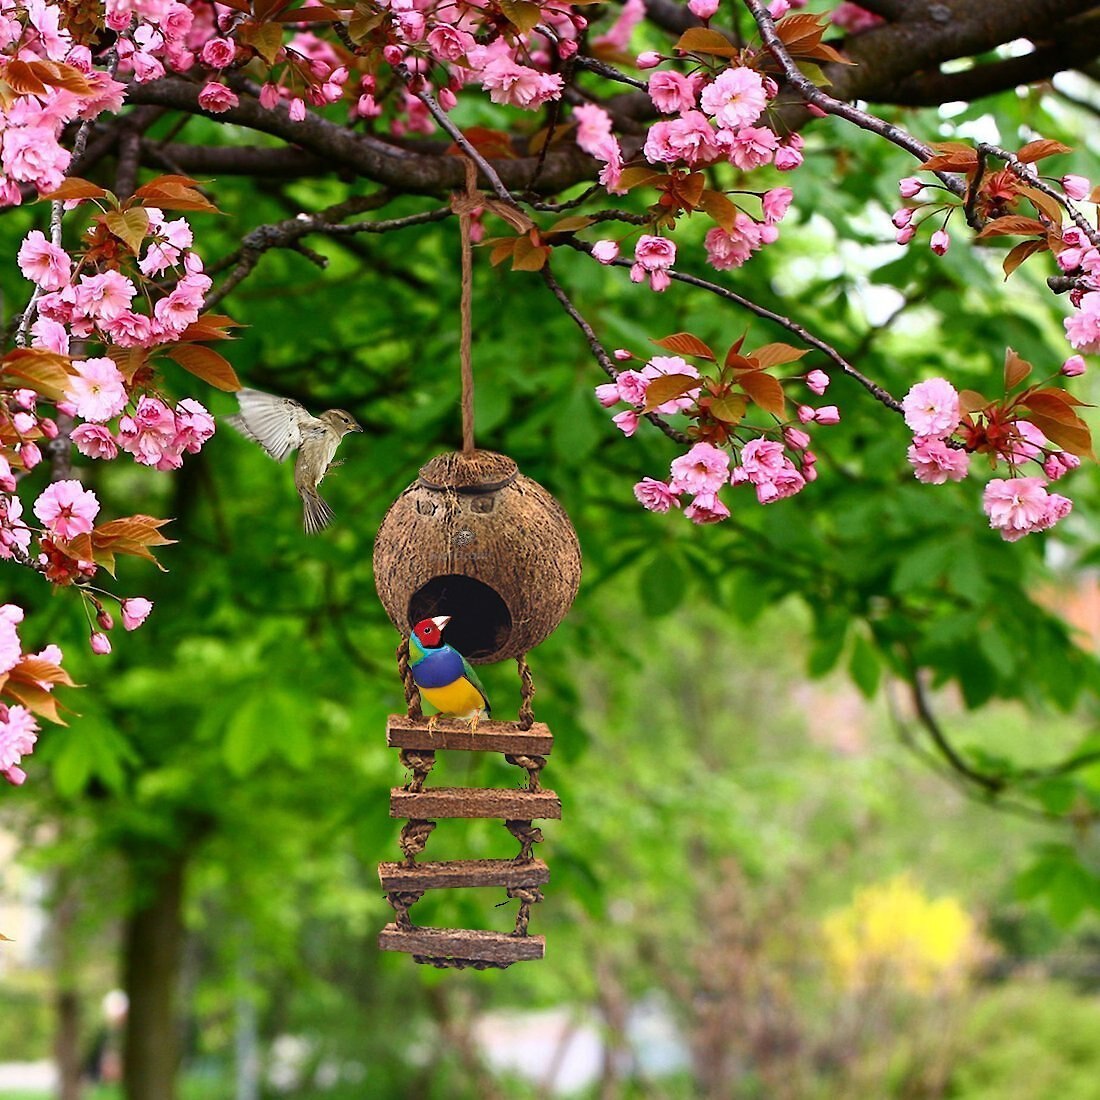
[{"left": 420, "top": 677, "right": 486, "bottom": 719}]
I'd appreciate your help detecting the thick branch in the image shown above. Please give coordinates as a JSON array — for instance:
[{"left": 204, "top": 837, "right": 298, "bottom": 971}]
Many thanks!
[{"left": 124, "top": 77, "right": 599, "bottom": 196}]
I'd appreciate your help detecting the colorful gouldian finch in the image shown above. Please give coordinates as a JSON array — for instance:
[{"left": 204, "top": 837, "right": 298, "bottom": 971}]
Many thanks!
[
  {"left": 226, "top": 388, "right": 362, "bottom": 535},
  {"left": 409, "top": 615, "right": 491, "bottom": 730}
]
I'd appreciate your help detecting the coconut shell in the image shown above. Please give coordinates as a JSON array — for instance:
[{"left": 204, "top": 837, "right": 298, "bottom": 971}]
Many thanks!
[{"left": 373, "top": 450, "right": 581, "bottom": 663}]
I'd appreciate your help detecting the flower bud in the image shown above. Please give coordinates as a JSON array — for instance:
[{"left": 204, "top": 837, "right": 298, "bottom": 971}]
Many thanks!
[
  {"left": 688, "top": 0, "right": 719, "bottom": 17},
  {"left": 614, "top": 349, "right": 632, "bottom": 361},
  {"left": 1062, "top": 354, "right": 1087, "bottom": 377},
  {"left": 636, "top": 51, "right": 662, "bottom": 68},
  {"left": 814, "top": 406, "right": 841, "bottom": 425},
  {"left": 89, "top": 632, "right": 112, "bottom": 655},
  {"left": 1062, "top": 174, "right": 1090, "bottom": 202},
  {"left": 591, "top": 240, "right": 620, "bottom": 264},
  {"left": 96, "top": 610, "right": 114, "bottom": 631},
  {"left": 930, "top": 229, "right": 950, "bottom": 255},
  {"left": 898, "top": 176, "right": 923, "bottom": 198}
]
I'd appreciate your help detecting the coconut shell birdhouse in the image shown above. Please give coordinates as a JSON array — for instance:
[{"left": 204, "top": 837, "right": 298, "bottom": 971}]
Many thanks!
[
  {"left": 373, "top": 449, "right": 581, "bottom": 664},
  {"left": 373, "top": 449, "right": 580, "bottom": 969}
]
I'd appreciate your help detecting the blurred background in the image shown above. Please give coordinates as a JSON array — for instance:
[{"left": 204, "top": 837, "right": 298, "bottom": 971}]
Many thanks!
[{"left": 3, "top": 75, "right": 1100, "bottom": 1100}]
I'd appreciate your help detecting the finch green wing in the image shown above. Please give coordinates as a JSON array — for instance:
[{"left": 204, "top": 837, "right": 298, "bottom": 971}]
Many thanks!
[{"left": 460, "top": 655, "right": 491, "bottom": 716}]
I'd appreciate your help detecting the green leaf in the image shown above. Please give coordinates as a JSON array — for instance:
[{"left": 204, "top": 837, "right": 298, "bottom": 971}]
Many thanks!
[
  {"left": 638, "top": 551, "right": 686, "bottom": 617},
  {"left": 848, "top": 633, "right": 881, "bottom": 698}
]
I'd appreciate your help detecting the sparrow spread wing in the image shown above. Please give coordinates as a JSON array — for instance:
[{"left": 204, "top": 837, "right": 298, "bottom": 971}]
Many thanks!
[{"left": 227, "top": 389, "right": 317, "bottom": 462}]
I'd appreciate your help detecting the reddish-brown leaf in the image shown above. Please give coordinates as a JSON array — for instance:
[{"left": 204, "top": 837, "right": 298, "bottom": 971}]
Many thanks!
[
  {"left": 1024, "top": 412, "right": 1094, "bottom": 458},
  {"left": 919, "top": 142, "right": 979, "bottom": 173},
  {"left": 673, "top": 27, "right": 740, "bottom": 58},
  {"left": 1003, "top": 239, "right": 1046, "bottom": 279},
  {"left": 1023, "top": 390, "right": 1087, "bottom": 425},
  {"left": 1, "top": 349, "right": 74, "bottom": 401},
  {"left": 697, "top": 189, "right": 739, "bottom": 232},
  {"left": 651, "top": 332, "right": 716, "bottom": 361},
  {"left": 544, "top": 215, "right": 595, "bottom": 236},
  {"left": 751, "top": 342, "right": 808, "bottom": 369},
  {"left": 959, "top": 389, "right": 989, "bottom": 416},
  {"left": 4, "top": 679, "right": 64, "bottom": 725},
  {"left": 39, "top": 178, "right": 109, "bottom": 203},
  {"left": 177, "top": 314, "right": 241, "bottom": 343},
  {"left": 163, "top": 345, "right": 241, "bottom": 392},
  {"left": 499, "top": 0, "right": 541, "bottom": 33},
  {"left": 1004, "top": 348, "right": 1032, "bottom": 391},
  {"left": 135, "top": 180, "right": 219, "bottom": 214},
  {"left": 11, "top": 656, "right": 74, "bottom": 689},
  {"left": 1016, "top": 139, "right": 1071, "bottom": 164},
  {"left": 1017, "top": 185, "right": 1064, "bottom": 226},
  {"left": 453, "top": 127, "right": 515, "bottom": 160},
  {"left": 738, "top": 371, "right": 786, "bottom": 418},
  {"left": 774, "top": 12, "right": 826, "bottom": 51},
  {"left": 976, "top": 215, "right": 1047, "bottom": 239},
  {"left": 642, "top": 374, "right": 701, "bottom": 413},
  {"left": 617, "top": 167, "right": 663, "bottom": 192},
  {"left": 238, "top": 20, "right": 284, "bottom": 63}
]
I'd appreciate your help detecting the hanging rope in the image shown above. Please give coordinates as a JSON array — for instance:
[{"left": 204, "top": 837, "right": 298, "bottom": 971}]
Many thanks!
[
  {"left": 517, "top": 653, "right": 535, "bottom": 730},
  {"left": 451, "top": 156, "right": 480, "bottom": 454},
  {"left": 396, "top": 638, "right": 423, "bottom": 719}
]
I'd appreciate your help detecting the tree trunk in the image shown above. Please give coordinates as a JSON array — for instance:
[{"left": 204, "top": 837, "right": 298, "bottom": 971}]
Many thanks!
[
  {"left": 122, "top": 852, "right": 187, "bottom": 1100},
  {"left": 50, "top": 874, "right": 82, "bottom": 1100}
]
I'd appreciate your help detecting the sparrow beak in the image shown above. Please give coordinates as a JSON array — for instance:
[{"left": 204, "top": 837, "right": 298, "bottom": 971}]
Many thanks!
[
  {"left": 431, "top": 615, "right": 452, "bottom": 631},
  {"left": 351, "top": 422, "right": 364, "bottom": 432}
]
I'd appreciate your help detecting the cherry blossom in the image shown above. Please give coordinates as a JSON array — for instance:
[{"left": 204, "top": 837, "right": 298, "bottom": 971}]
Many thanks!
[
  {"left": 33, "top": 480, "right": 100, "bottom": 538},
  {"left": 902, "top": 379, "right": 960, "bottom": 439}
]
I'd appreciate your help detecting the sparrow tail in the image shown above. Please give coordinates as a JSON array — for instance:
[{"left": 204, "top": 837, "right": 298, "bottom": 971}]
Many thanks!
[{"left": 301, "top": 490, "right": 334, "bottom": 535}]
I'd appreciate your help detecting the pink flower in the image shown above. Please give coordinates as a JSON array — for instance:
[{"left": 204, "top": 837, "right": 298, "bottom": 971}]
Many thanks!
[
  {"left": 71, "top": 424, "right": 119, "bottom": 460},
  {"left": 592, "top": 0, "right": 644, "bottom": 51},
  {"left": 612, "top": 409, "right": 640, "bottom": 437},
  {"left": 930, "top": 229, "right": 950, "bottom": 255},
  {"left": 1065, "top": 292, "right": 1100, "bottom": 353},
  {"left": 1004, "top": 420, "right": 1047, "bottom": 464},
  {"left": 1062, "top": 355, "right": 1087, "bottom": 377},
  {"left": 198, "top": 82, "right": 239, "bottom": 113},
  {"left": 17, "top": 229, "right": 71, "bottom": 290},
  {"left": 688, "top": 0, "right": 719, "bottom": 17},
  {"left": 630, "top": 235, "right": 677, "bottom": 291},
  {"left": 907, "top": 437, "right": 970, "bottom": 484},
  {"left": 684, "top": 491, "right": 730, "bottom": 524},
  {"left": 805, "top": 369, "right": 829, "bottom": 395},
  {"left": 648, "top": 71, "right": 698, "bottom": 114},
  {"left": 120, "top": 597, "right": 153, "bottom": 631},
  {"left": 592, "top": 240, "right": 620, "bottom": 264},
  {"left": 574, "top": 103, "right": 613, "bottom": 156},
  {"left": 814, "top": 406, "right": 841, "bottom": 425},
  {"left": 0, "top": 704, "right": 39, "bottom": 786},
  {"left": 636, "top": 51, "right": 662, "bottom": 69},
  {"left": 33, "top": 479, "right": 100, "bottom": 538},
  {"left": 427, "top": 25, "right": 475, "bottom": 62},
  {"left": 774, "top": 143, "right": 803, "bottom": 171},
  {"left": 0, "top": 605, "right": 24, "bottom": 675},
  {"left": 831, "top": 2, "right": 884, "bottom": 33},
  {"left": 643, "top": 113, "right": 721, "bottom": 166},
  {"left": 595, "top": 383, "right": 620, "bottom": 408},
  {"left": 983, "top": 476, "right": 1067, "bottom": 541},
  {"left": 892, "top": 208, "right": 914, "bottom": 229},
  {"left": 480, "top": 59, "right": 563, "bottom": 110},
  {"left": 736, "top": 437, "right": 807, "bottom": 503},
  {"left": 703, "top": 215, "right": 765, "bottom": 270},
  {"left": 762, "top": 187, "right": 793, "bottom": 224},
  {"left": 174, "top": 398, "right": 215, "bottom": 453},
  {"left": 615, "top": 369, "right": 650, "bottom": 406},
  {"left": 89, "top": 631, "right": 112, "bottom": 655},
  {"left": 700, "top": 67, "right": 766, "bottom": 129},
  {"left": 784, "top": 427, "right": 811, "bottom": 450},
  {"left": 722, "top": 125, "right": 778, "bottom": 170},
  {"left": 30, "top": 317, "right": 69, "bottom": 353},
  {"left": 895, "top": 224, "right": 916, "bottom": 245},
  {"left": 1062, "top": 175, "right": 1090, "bottom": 202},
  {"left": 200, "top": 36, "right": 236, "bottom": 68},
  {"left": 64, "top": 356, "right": 127, "bottom": 422},
  {"left": 902, "top": 378, "right": 959, "bottom": 438},
  {"left": 670, "top": 442, "right": 730, "bottom": 494},
  {"left": 898, "top": 177, "right": 923, "bottom": 198},
  {"left": 633, "top": 478, "right": 680, "bottom": 512},
  {"left": 75, "top": 271, "right": 136, "bottom": 322}
]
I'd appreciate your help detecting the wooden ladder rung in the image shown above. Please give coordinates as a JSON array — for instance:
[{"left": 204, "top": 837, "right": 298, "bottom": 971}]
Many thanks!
[
  {"left": 390, "top": 787, "right": 561, "bottom": 821},
  {"left": 378, "top": 924, "right": 545, "bottom": 963},
  {"left": 379, "top": 858, "right": 550, "bottom": 892},
  {"left": 387, "top": 715, "right": 553, "bottom": 755}
]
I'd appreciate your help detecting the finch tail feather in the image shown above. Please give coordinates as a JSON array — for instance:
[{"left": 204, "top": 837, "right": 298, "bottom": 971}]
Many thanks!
[{"left": 302, "top": 490, "right": 334, "bottom": 535}]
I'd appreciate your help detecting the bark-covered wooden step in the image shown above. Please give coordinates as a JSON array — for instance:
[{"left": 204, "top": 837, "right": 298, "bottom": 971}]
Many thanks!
[
  {"left": 390, "top": 787, "right": 562, "bottom": 820},
  {"left": 379, "top": 858, "right": 550, "bottom": 892},
  {"left": 378, "top": 924, "right": 545, "bottom": 963},
  {"left": 387, "top": 715, "right": 552, "bottom": 755}
]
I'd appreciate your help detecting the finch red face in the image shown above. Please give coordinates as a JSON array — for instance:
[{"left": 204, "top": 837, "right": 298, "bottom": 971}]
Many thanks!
[{"left": 413, "top": 615, "right": 451, "bottom": 649}]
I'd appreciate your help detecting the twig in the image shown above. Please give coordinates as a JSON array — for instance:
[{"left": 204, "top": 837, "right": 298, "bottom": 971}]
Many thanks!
[
  {"left": 742, "top": 0, "right": 964, "bottom": 199},
  {"left": 540, "top": 264, "right": 692, "bottom": 444}
]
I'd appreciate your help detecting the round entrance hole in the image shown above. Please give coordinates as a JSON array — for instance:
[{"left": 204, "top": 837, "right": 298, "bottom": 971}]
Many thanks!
[{"left": 407, "top": 574, "right": 513, "bottom": 661}]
